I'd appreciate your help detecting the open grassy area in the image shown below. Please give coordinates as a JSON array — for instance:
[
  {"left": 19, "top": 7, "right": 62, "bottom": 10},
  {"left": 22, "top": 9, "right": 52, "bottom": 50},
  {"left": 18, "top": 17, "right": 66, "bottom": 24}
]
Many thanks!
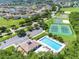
[
  {"left": 5, "top": 46, "right": 15, "bottom": 53},
  {"left": 0, "top": 34, "right": 16, "bottom": 42},
  {"left": 0, "top": 17, "right": 25, "bottom": 28},
  {"left": 59, "top": 34, "right": 76, "bottom": 43},
  {"left": 32, "top": 32, "right": 47, "bottom": 40},
  {"left": 34, "top": 17, "right": 76, "bottom": 43},
  {"left": 49, "top": 27, "right": 76, "bottom": 43},
  {"left": 61, "top": 7, "right": 79, "bottom": 12},
  {"left": 45, "top": 18, "right": 76, "bottom": 43},
  {"left": 45, "top": 18, "right": 54, "bottom": 27}
]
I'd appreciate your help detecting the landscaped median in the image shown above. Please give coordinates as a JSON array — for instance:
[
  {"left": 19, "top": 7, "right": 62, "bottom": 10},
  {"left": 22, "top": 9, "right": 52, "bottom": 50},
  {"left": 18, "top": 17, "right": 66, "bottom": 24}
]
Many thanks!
[
  {"left": 32, "top": 31, "right": 47, "bottom": 40},
  {"left": 44, "top": 18, "right": 54, "bottom": 27},
  {"left": 0, "top": 33, "right": 16, "bottom": 42}
]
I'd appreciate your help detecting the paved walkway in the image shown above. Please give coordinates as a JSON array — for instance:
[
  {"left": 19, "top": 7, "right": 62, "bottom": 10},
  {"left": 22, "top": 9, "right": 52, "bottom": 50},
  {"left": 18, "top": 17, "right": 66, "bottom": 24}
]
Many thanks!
[
  {"left": 27, "top": 28, "right": 43, "bottom": 37},
  {"left": 10, "top": 28, "right": 15, "bottom": 34}
]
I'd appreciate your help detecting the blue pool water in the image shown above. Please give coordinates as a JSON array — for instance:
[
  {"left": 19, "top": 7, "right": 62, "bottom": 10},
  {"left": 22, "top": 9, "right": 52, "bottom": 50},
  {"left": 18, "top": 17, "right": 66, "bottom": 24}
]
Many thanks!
[{"left": 40, "top": 37, "right": 62, "bottom": 51}]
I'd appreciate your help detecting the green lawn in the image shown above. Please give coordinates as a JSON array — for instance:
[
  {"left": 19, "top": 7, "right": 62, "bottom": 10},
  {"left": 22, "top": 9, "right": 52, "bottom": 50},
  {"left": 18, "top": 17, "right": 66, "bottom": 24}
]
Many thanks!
[
  {"left": 0, "top": 18, "right": 26, "bottom": 42},
  {"left": 49, "top": 24, "right": 76, "bottom": 42},
  {"left": 61, "top": 7, "right": 79, "bottom": 12},
  {"left": 60, "top": 25, "right": 76, "bottom": 42},
  {"left": 0, "top": 17, "right": 25, "bottom": 28},
  {"left": 45, "top": 18, "right": 54, "bottom": 27},
  {"left": 5, "top": 46, "right": 15, "bottom": 53},
  {"left": 0, "top": 34, "right": 16, "bottom": 42},
  {"left": 45, "top": 18, "right": 76, "bottom": 43},
  {"left": 32, "top": 18, "right": 54, "bottom": 40},
  {"left": 59, "top": 34, "right": 76, "bottom": 43},
  {"left": 32, "top": 32, "right": 47, "bottom": 40}
]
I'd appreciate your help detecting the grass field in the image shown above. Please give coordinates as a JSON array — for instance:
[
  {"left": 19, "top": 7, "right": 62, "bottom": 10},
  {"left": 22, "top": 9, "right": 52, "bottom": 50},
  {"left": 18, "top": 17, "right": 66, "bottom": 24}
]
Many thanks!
[
  {"left": 60, "top": 7, "right": 79, "bottom": 12},
  {"left": 32, "top": 32, "right": 47, "bottom": 40},
  {"left": 0, "top": 17, "right": 25, "bottom": 28},
  {"left": 49, "top": 25, "right": 76, "bottom": 42},
  {"left": 0, "top": 34, "right": 16, "bottom": 42},
  {"left": 45, "top": 18, "right": 54, "bottom": 27},
  {"left": 46, "top": 18, "right": 76, "bottom": 43},
  {"left": 5, "top": 46, "right": 15, "bottom": 53}
]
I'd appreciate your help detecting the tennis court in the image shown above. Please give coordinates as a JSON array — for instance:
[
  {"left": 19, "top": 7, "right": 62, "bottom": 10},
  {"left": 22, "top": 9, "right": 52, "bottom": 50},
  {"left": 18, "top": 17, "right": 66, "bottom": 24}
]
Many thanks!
[{"left": 49, "top": 24, "right": 72, "bottom": 35}]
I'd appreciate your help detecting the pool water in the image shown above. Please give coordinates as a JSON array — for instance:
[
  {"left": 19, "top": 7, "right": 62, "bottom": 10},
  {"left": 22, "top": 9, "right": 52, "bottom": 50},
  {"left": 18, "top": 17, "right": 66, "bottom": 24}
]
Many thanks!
[{"left": 40, "top": 37, "right": 62, "bottom": 50}]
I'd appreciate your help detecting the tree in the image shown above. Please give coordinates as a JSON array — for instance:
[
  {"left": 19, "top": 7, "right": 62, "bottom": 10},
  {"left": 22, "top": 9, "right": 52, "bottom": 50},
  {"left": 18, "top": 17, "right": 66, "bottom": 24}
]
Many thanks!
[
  {"left": 0, "top": 26, "right": 7, "bottom": 33},
  {"left": 42, "top": 23, "right": 48, "bottom": 30},
  {"left": 41, "top": 10, "right": 51, "bottom": 18},
  {"left": 53, "top": 35, "right": 58, "bottom": 39},
  {"left": 27, "top": 52, "right": 54, "bottom": 59},
  {"left": 25, "top": 18, "right": 32, "bottom": 23},
  {"left": 52, "top": 4, "right": 56, "bottom": 11},
  {"left": 31, "top": 14, "right": 41, "bottom": 21},
  {"left": 38, "top": 20, "right": 48, "bottom": 30},
  {"left": 26, "top": 22, "right": 32, "bottom": 26},
  {"left": 34, "top": 24, "right": 39, "bottom": 30},
  {"left": 57, "top": 53, "right": 64, "bottom": 59},
  {"left": 16, "top": 29, "right": 26, "bottom": 37},
  {"left": 58, "top": 37, "right": 64, "bottom": 43},
  {"left": 38, "top": 20, "right": 44, "bottom": 26},
  {"left": 10, "top": 25, "right": 18, "bottom": 30},
  {"left": 0, "top": 47, "right": 27, "bottom": 59},
  {"left": 19, "top": 21, "right": 26, "bottom": 27},
  {"left": 48, "top": 33, "right": 52, "bottom": 37},
  {"left": 27, "top": 26, "right": 34, "bottom": 31},
  {"left": 37, "top": 52, "right": 53, "bottom": 59}
]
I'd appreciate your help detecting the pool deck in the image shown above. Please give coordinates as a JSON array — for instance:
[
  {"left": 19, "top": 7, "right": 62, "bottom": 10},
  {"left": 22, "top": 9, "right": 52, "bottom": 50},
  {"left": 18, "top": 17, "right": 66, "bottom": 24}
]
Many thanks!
[{"left": 38, "top": 36, "right": 65, "bottom": 53}]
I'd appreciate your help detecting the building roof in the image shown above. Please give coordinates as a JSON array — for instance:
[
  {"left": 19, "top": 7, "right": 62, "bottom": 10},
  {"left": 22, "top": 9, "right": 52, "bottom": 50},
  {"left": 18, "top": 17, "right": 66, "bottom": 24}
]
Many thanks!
[
  {"left": 18, "top": 40, "right": 39, "bottom": 53},
  {"left": 13, "top": 15, "right": 21, "bottom": 19}
]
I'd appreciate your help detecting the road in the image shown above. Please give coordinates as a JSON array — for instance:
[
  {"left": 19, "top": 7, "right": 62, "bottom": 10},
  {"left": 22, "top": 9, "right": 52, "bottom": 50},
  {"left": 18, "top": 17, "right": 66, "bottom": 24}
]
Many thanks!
[
  {"left": 0, "top": 28, "right": 43, "bottom": 49},
  {"left": 0, "top": 36, "right": 29, "bottom": 49}
]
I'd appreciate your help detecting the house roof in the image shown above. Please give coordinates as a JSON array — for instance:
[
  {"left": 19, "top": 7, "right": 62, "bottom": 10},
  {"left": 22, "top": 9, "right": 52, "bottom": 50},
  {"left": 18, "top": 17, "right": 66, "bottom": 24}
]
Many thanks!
[{"left": 18, "top": 40, "right": 39, "bottom": 53}]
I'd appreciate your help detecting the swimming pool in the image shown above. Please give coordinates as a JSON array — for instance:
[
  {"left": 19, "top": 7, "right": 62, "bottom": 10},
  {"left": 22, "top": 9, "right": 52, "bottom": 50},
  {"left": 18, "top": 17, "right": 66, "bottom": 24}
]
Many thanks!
[{"left": 38, "top": 36, "right": 65, "bottom": 53}]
